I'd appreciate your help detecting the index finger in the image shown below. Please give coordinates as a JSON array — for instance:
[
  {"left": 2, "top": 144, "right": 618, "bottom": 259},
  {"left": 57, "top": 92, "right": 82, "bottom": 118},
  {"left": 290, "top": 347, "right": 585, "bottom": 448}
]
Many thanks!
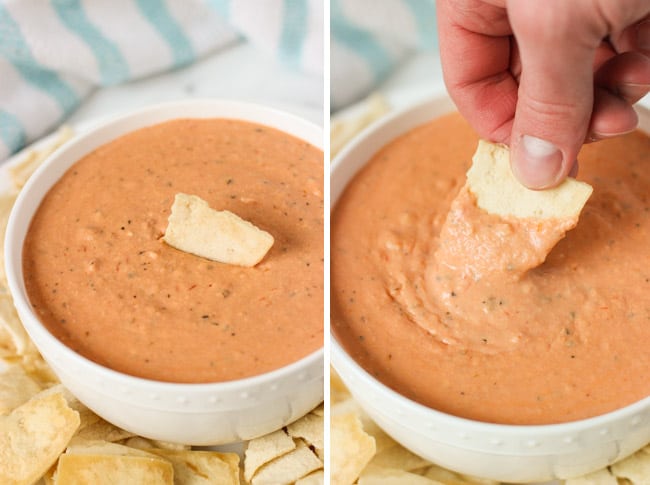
[{"left": 437, "top": 0, "right": 518, "bottom": 143}]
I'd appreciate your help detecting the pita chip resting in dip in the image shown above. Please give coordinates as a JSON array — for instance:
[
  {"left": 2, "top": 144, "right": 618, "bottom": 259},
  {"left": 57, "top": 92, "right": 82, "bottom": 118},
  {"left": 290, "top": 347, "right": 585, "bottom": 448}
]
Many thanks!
[{"left": 163, "top": 193, "right": 274, "bottom": 267}]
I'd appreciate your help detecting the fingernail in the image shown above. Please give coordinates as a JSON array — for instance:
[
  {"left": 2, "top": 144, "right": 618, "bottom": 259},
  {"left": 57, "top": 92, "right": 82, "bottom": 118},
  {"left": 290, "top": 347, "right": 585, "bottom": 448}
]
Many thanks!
[
  {"left": 638, "top": 21, "right": 650, "bottom": 50},
  {"left": 616, "top": 83, "right": 650, "bottom": 103},
  {"left": 512, "top": 135, "right": 564, "bottom": 189},
  {"left": 592, "top": 125, "right": 638, "bottom": 140},
  {"left": 591, "top": 116, "right": 638, "bottom": 140}
]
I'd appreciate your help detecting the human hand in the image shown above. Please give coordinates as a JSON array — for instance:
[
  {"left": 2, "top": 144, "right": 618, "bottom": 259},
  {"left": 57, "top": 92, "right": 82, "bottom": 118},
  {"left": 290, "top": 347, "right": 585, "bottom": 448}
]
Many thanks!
[{"left": 437, "top": 0, "right": 650, "bottom": 189}]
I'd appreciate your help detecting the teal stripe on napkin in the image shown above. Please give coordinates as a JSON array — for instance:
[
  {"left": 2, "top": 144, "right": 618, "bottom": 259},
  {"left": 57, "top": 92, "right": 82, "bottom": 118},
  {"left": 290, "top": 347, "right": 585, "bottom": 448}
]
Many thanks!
[
  {"left": 0, "top": 5, "right": 79, "bottom": 115},
  {"left": 205, "top": 0, "right": 230, "bottom": 19},
  {"left": 136, "top": 0, "right": 195, "bottom": 68},
  {"left": 330, "top": 0, "right": 392, "bottom": 82},
  {"left": 279, "top": 0, "right": 308, "bottom": 68},
  {"left": 52, "top": 0, "right": 130, "bottom": 85},
  {"left": 0, "top": 111, "right": 27, "bottom": 155},
  {"left": 404, "top": 0, "right": 437, "bottom": 49}
]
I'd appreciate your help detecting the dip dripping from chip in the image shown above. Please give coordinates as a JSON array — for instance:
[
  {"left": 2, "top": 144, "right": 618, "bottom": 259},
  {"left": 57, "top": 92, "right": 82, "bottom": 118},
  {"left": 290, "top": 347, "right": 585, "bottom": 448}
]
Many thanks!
[
  {"left": 163, "top": 193, "right": 274, "bottom": 267},
  {"left": 434, "top": 140, "right": 593, "bottom": 285},
  {"left": 405, "top": 140, "right": 594, "bottom": 350}
]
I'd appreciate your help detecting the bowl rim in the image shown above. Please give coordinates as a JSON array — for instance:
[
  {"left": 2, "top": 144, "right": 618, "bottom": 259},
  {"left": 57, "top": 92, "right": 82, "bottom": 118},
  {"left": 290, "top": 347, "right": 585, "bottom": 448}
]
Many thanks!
[
  {"left": 5, "top": 98, "right": 324, "bottom": 393},
  {"left": 330, "top": 92, "right": 650, "bottom": 436}
]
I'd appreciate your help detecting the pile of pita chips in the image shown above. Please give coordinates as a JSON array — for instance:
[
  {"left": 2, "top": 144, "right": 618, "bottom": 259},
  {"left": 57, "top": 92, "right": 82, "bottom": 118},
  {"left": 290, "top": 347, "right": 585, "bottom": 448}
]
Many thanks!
[
  {"left": 243, "top": 404, "right": 324, "bottom": 484},
  {"left": 331, "top": 412, "right": 376, "bottom": 485},
  {"left": 0, "top": 363, "right": 41, "bottom": 415},
  {"left": 0, "top": 390, "right": 80, "bottom": 485},
  {"left": 52, "top": 440, "right": 175, "bottom": 485},
  {"left": 563, "top": 449, "right": 650, "bottom": 485},
  {"left": 49, "top": 439, "right": 241, "bottom": 485},
  {"left": 609, "top": 446, "right": 650, "bottom": 484},
  {"left": 0, "top": 360, "right": 244, "bottom": 484}
]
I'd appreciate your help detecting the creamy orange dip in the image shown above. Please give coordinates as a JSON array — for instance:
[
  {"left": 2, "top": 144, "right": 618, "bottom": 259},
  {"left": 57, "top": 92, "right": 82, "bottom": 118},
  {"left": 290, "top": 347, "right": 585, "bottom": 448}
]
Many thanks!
[
  {"left": 24, "top": 119, "right": 323, "bottom": 383},
  {"left": 331, "top": 112, "right": 650, "bottom": 425}
]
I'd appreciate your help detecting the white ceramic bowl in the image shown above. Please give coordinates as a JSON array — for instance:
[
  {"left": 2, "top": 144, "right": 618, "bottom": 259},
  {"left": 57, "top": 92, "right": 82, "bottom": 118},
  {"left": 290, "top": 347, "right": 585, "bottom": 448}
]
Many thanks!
[
  {"left": 5, "top": 99, "right": 324, "bottom": 446},
  {"left": 331, "top": 94, "right": 650, "bottom": 483}
]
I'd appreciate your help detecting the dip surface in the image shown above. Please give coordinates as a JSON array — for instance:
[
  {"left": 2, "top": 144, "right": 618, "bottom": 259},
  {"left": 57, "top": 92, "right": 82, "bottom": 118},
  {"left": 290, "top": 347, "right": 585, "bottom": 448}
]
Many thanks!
[
  {"left": 24, "top": 119, "right": 323, "bottom": 383},
  {"left": 331, "top": 112, "right": 650, "bottom": 424}
]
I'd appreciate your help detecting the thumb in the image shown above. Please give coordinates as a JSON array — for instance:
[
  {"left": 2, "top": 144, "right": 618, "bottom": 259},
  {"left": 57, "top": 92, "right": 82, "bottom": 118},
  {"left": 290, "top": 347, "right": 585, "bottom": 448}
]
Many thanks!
[{"left": 507, "top": 1, "right": 598, "bottom": 189}]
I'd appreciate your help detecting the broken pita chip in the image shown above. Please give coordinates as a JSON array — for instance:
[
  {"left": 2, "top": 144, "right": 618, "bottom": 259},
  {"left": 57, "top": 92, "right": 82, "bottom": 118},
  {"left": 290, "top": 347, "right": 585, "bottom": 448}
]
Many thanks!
[
  {"left": 163, "top": 193, "right": 274, "bottom": 267},
  {"left": 39, "top": 384, "right": 101, "bottom": 432},
  {"left": 457, "top": 473, "right": 500, "bottom": 485},
  {"left": 287, "top": 412, "right": 324, "bottom": 458},
  {"left": 65, "top": 438, "right": 161, "bottom": 458},
  {"left": 0, "top": 391, "right": 79, "bottom": 485},
  {"left": 310, "top": 402, "right": 324, "bottom": 417},
  {"left": 368, "top": 444, "right": 430, "bottom": 472},
  {"left": 358, "top": 419, "right": 398, "bottom": 455},
  {"left": 358, "top": 465, "right": 444, "bottom": 484},
  {"left": 0, "top": 364, "right": 42, "bottom": 415},
  {"left": 331, "top": 93, "right": 390, "bottom": 159},
  {"left": 75, "top": 418, "right": 136, "bottom": 443},
  {"left": 19, "top": 352, "right": 58, "bottom": 387},
  {"left": 565, "top": 467, "right": 618, "bottom": 485},
  {"left": 42, "top": 465, "right": 56, "bottom": 485},
  {"left": 330, "top": 368, "right": 351, "bottom": 404},
  {"left": 148, "top": 439, "right": 191, "bottom": 451},
  {"left": 118, "top": 436, "right": 191, "bottom": 452},
  {"left": 54, "top": 454, "right": 173, "bottom": 485},
  {"left": 331, "top": 412, "right": 376, "bottom": 485},
  {"left": 611, "top": 447, "right": 650, "bottom": 483},
  {"left": 422, "top": 466, "right": 465, "bottom": 483},
  {"left": 0, "top": 332, "right": 15, "bottom": 357},
  {"left": 147, "top": 449, "right": 240, "bottom": 485},
  {"left": 120, "top": 436, "right": 155, "bottom": 449},
  {"left": 295, "top": 469, "right": 324, "bottom": 485},
  {"left": 244, "top": 428, "right": 296, "bottom": 482},
  {"left": 423, "top": 465, "right": 500, "bottom": 485},
  {"left": 9, "top": 125, "right": 74, "bottom": 191},
  {"left": 0, "top": 192, "right": 17, "bottom": 293},
  {"left": 331, "top": 397, "right": 396, "bottom": 454},
  {"left": 251, "top": 439, "right": 322, "bottom": 485},
  {"left": 466, "top": 140, "right": 593, "bottom": 219},
  {"left": 0, "top": 294, "right": 31, "bottom": 355},
  {"left": 330, "top": 396, "right": 363, "bottom": 417}
]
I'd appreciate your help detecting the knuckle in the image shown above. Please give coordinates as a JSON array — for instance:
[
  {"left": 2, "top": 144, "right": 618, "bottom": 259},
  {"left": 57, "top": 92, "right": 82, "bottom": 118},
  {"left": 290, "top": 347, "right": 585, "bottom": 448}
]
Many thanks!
[
  {"left": 518, "top": 91, "right": 591, "bottom": 133},
  {"left": 510, "top": 0, "right": 605, "bottom": 45}
]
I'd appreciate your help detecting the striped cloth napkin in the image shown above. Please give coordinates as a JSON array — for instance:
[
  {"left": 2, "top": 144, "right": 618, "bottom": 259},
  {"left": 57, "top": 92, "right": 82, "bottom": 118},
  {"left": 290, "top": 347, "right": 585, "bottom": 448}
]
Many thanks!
[
  {"left": 330, "top": 0, "right": 437, "bottom": 111},
  {"left": 0, "top": 0, "right": 323, "bottom": 161}
]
